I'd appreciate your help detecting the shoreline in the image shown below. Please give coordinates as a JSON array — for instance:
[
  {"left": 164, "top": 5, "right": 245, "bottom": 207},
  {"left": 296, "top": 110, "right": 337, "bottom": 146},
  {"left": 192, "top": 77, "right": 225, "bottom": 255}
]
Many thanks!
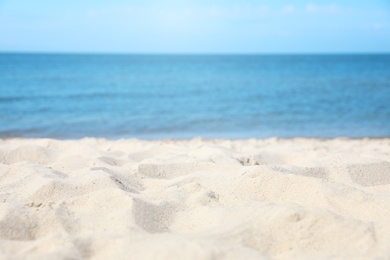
[
  {"left": 0, "top": 137, "right": 389, "bottom": 259},
  {"left": 2, "top": 136, "right": 390, "bottom": 141}
]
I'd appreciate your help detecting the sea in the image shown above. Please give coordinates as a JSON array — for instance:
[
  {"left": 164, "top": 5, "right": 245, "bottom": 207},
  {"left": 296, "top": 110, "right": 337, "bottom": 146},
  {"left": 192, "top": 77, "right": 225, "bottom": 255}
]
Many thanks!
[{"left": 0, "top": 53, "right": 389, "bottom": 139}]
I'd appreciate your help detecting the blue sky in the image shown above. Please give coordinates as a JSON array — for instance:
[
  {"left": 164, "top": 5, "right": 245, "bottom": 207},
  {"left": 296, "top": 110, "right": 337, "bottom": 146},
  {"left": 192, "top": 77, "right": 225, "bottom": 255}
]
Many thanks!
[{"left": 0, "top": 0, "right": 389, "bottom": 53}]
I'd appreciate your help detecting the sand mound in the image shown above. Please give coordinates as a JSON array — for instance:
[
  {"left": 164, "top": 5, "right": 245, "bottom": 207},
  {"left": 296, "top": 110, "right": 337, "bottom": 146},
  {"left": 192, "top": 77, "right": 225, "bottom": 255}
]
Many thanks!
[{"left": 0, "top": 138, "right": 389, "bottom": 259}]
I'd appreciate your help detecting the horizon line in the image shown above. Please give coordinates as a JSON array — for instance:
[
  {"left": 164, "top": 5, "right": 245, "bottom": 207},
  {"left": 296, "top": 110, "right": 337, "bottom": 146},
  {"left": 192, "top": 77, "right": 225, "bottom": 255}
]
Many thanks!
[{"left": 1, "top": 51, "right": 390, "bottom": 56}]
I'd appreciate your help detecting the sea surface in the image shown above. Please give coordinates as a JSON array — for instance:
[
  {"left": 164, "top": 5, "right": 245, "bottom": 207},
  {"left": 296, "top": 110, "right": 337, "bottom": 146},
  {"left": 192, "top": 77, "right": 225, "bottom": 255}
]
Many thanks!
[{"left": 0, "top": 53, "right": 389, "bottom": 139}]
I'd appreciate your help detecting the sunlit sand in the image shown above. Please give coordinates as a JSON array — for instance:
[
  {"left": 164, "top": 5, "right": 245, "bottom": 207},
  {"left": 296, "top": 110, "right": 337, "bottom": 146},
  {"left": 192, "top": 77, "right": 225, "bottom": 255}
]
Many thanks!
[{"left": 0, "top": 138, "right": 389, "bottom": 259}]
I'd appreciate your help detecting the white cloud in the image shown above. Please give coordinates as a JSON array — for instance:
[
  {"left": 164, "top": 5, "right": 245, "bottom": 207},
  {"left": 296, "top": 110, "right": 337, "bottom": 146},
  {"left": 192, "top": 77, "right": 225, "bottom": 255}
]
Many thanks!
[
  {"left": 372, "top": 23, "right": 384, "bottom": 30},
  {"left": 201, "top": 5, "right": 270, "bottom": 19},
  {"left": 305, "top": 3, "right": 340, "bottom": 14},
  {"left": 83, "top": 5, "right": 271, "bottom": 21},
  {"left": 85, "top": 9, "right": 98, "bottom": 18},
  {"left": 258, "top": 6, "right": 270, "bottom": 15},
  {"left": 305, "top": 3, "right": 318, "bottom": 13},
  {"left": 281, "top": 5, "right": 296, "bottom": 14}
]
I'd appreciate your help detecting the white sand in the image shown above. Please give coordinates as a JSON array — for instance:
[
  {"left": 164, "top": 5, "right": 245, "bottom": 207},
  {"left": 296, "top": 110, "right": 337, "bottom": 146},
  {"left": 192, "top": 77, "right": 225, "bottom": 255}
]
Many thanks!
[{"left": 0, "top": 138, "right": 389, "bottom": 259}]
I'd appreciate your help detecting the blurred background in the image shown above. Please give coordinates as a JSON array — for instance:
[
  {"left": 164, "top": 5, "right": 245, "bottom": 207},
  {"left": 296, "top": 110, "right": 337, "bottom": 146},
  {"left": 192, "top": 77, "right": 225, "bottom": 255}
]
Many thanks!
[
  {"left": 1, "top": 0, "right": 389, "bottom": 53},
  {"left": 0, "top": 1, "right": 389, "bottom": 138}
]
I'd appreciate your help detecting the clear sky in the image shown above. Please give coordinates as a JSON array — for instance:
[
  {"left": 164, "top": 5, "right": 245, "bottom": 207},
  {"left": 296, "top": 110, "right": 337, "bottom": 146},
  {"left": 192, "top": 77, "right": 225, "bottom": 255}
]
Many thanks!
[{"left": 0, "top": 0, "right": 389, "bottom": 53}]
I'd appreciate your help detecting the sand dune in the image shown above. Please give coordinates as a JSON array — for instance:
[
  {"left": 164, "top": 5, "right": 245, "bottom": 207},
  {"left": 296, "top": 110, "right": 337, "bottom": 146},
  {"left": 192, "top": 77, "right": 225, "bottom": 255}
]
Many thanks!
[{"left": 0, "top": 138, "right": 389, "bottom": 259}]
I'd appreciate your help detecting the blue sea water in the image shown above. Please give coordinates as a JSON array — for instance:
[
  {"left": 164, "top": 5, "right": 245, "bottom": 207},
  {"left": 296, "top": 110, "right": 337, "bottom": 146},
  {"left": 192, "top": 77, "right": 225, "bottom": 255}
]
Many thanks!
[{"left": 0, "top": 53, "right": 389, "bottom": 139}]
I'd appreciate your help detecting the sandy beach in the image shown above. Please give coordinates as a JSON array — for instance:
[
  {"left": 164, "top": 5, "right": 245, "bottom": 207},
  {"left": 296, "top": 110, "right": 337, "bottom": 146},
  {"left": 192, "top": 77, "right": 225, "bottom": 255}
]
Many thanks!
[{"left": 0, "top": 137, "right": 389, "bottom": 259}]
